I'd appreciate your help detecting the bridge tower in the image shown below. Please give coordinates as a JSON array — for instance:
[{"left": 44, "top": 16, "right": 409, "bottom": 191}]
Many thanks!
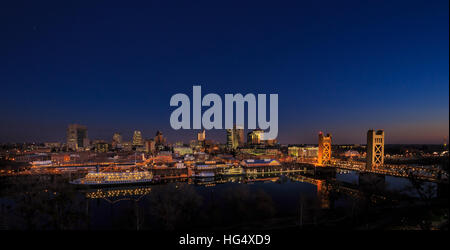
[
  {"left": 318, "top": 132, "right": 332, "bottom": 165},
  {"left": 366, "top": 129, "right": 384, "bottom": 170}
]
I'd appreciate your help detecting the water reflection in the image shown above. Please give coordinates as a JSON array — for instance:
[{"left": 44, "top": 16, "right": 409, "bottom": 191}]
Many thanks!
[{"left": 0, "top": 168, "right": 445, "bottom": 230}]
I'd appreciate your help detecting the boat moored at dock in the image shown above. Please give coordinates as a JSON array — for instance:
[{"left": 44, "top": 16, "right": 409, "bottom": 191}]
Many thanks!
[{"left": 70, "top": 171, "right": 153, "bottom": 186}]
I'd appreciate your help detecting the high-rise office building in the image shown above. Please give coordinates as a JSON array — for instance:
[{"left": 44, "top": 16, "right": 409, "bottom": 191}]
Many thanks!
[
  {"left": 226, "top": 125, "right": 245, "bottom": 150},
  {"left": 67, "top": 124, "right": 88, "bottom": 151},
  {"left": 145, "top": 139, "right": 156, "bottom": 154},
  {"left": 226, "top": 129, "right": 236, "bottom": 150},
  {"left": 94, "top": 141, "right": 109, "bottom": 153},
  {"left": 154, "top": 131, "right": 166, "bottom": 146},
  {"left": 235, "top": 125, "right": 245, "bottom": 146},
  {"left": 367, "top": 129, "right": 384, "bottom": 169},
  {"left": 112, "top": 133, "right": 122, "bottom": 148},
  {"left": 247, "top": 129, "right": 263, "bottom": 145},
  {"left": 318, "top": 132, "right": 332, "bottom": 165},
  {"left": 132, "top": 130, "right": 143, "bottom": 147},
  {"left": 197, "top": 130, "right": 206, "bottom": 142}
]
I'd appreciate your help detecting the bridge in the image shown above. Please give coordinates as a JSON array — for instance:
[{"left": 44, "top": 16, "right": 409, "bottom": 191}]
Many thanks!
[
  {"left": 291, "top": 158, "right": 447, "bottom": 183},
  {"left": 327, "top": 160, "right": 447, "bottom": 183}
]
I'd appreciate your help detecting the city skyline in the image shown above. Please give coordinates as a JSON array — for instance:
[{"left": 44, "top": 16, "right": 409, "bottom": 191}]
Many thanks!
[
  {"left": 0, "top": 1, "right": 448, "bottom": 235},
  {"left": 1, "top": 0, "right": 448, "bottom": 144},
  {"left": 1, "top": 123, "right": 447, "bottom": 147}
]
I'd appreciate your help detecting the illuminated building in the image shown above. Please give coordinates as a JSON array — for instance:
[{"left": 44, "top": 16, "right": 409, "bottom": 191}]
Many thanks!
[
  {"left": 226, "top": 128, "right": 233, "bottom": 149},
  {"left": 94, "top": 142, "right": 109, "bottom": 153},
  {"left": 288, "top": 146, "right": 300, "bottom": 157},
  {"left": 173, "top": 146, "right": 193, "bottom": 156},
  {"left": 227, "top": 125, "right": 245, "bottom": 150},
  {"left": 112, "top": 133, "right": 122, "bottom": 148},
  {"left": 289, "top": 146, "right": 318, "bottom": 158},
  {"left": 44, "top": 142, "right": 61, "bottom": 149},
  {"left": 239, "top": 147, "right": 280, "bottom": 156},
  {"left": 197, "top": 130, "right": 206, "bottom": 141},
  {"left": 318, "top": 132, "right": 332, "bottom": 165},
  {"left": 302, "top": 146, "right": 318, "bottom": 158},
  {"left": 122, "top": 141, "right": 132, "bottom": 151},
  {"left": 145, "top": 139, "right": 156, "bottom": 153},
  {"left": 247, "top": 129, "right": 263, "bottom": 145},
  {"left": 226, "top": 128, "right": 237, "bottom": 149},
  {"left": 132, "top": 130, "right": 143, "bottom": 147},
  {"left": 51, "top": 154, "right": 71, "bottom": 164},
  {"left": 154, "top": 131, "right": 167, "bottom": 146},
  {"left": 366, "top": 129, "right": 384, "bottom": 169},
  {"left": 344, "top": 150, "right": 360, "bottom": 158},
  {"left": 264, "top": 138, "right": 277, "bottom": 146},
  {"left": 241, "top": 159, "right": 281, "bottom": 167},
  {"left": 235, "top": 125, "right": 245, "bottom": 146},
  {"left": 153, "top": 151, "right": 173, "bottom": 163},
  {"left": 67, "top": 124, "right": 89, "bottom": 151}
]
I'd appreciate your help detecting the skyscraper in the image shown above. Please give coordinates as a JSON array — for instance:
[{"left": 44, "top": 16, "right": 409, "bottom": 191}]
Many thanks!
[
  {"left": 197, "top": 130, "right": 206, "bottom": 142},
  {"left": 235, "top": 125, "right": 245, "bottom": 146},
  {"left": 154, "top": 131, "right": 167, "bottom": 146},
  {"left": 318, "top": 132, "right": 332, "bottom": 165},
  {"left": 226, "top": 125, "right": 244, "bottom": 150},
  {"left": 112, "top": 133, "right": 122, "bottom": 148},
  {"left": 247, "top": 129, "right": 263, "bottom": 145},
  {"left": 367, "top": 129, "right": 384, "bottom": 169},
  {"left": 145, "top": 139, "right": 156, "bottom": 154},
  {"left": 226, "top": 128, "right": 236, "bottom": 150},
  {"left": 67, "top": 124, "right": 88, "bottom": 151},
  {"left": 132, "top": 130, "right": 143, "bottom": 147}
]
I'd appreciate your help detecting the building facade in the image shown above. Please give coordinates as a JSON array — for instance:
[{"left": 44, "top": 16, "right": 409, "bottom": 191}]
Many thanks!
[
  {"left": 235, "top": 125, "right": 245, "bottom": 146},
  {"left": 197, "top": 130, "right": 206, "bottom": 142},
  {"left": 155, "top": 131, "right": 166, "bottom": 146},
  {"left": 132, "top": 130, "right": 143, "bottom": 147},
  {"left": 112, "top": 133, "right": 122, "bottom": 148},
  {"left": 247, "top": 129, "right": 263, "bottom": 145},
  {"left": 67, "top": 124, "right": 88, "bottom": 151}
]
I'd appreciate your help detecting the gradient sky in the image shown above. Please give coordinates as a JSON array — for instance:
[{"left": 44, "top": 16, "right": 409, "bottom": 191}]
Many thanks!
[{"left": 1, "top": 0, "right": 448, "bottom": 144}]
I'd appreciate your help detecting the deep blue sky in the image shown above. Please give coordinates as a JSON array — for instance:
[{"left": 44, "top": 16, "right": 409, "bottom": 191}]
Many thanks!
[{"left": 1, "top": 0, "right": 448, "bottom": 144}]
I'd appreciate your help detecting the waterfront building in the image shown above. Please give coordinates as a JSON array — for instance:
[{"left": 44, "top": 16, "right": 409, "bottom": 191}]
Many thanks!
[
  {"left": 367, "top": 129, "right": 384, "bottom": 169},
  {"left": 318, "top": 132, "right": 332, "bottom": 165},
  {"left": 239, "top": 147, "right": 280, "bottom": 156},
  {"left": 153, "top": 151, "right": 173, "bottom": 163},
  {"left": 67, "top": 124, "right": 88, "bottom": 151},
  {"left": 51, "top": 153, "right": 71, "bottom": 164},
  {"left": 288, "top": 146, "right": 300, "bottom": 157},
  {"left": 300, "top": 146, "right": 318, "bottom": 158},
  {"left": 240, "top": 159, "right": 281, "bottom": 167}
]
